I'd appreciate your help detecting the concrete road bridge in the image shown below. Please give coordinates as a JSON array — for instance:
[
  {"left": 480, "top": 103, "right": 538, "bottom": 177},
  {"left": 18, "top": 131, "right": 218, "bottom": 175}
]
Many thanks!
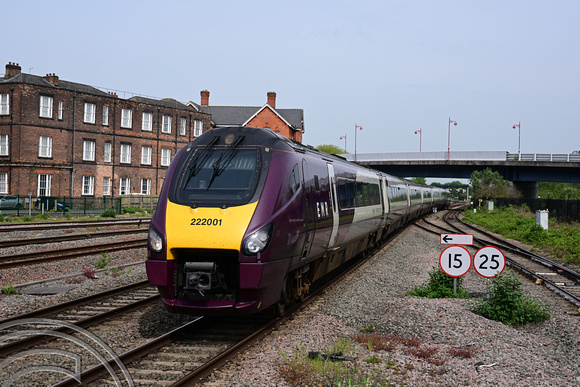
[{"left": 342, "top": 151, "right": 580, "bottom": 198}]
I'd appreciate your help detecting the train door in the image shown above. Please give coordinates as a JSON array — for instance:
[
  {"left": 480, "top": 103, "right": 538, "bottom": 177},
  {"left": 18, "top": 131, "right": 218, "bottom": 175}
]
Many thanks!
[
  {"left": 300, "top": 159, "right": 314, "bottom": 259},
  {"left": 327, "top": 163, "right": 339, "bottom": 248}
]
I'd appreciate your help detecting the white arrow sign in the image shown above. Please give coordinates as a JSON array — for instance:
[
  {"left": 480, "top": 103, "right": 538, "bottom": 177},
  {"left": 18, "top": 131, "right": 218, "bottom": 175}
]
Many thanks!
[{"left": 440, "top": 233, "right": 474, "bottom": 245}]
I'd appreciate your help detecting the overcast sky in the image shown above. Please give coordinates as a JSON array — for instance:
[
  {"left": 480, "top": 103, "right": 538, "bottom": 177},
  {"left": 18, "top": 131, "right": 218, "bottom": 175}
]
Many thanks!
[{"left": 4, "top": 0, "right": 579, "bottom": 160}]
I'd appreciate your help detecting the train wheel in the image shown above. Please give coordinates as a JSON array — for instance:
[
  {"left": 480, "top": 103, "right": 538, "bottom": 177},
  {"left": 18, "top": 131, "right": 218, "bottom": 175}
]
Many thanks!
[{"left": 273, "top": 301, "right": 286, "bottom": 317}]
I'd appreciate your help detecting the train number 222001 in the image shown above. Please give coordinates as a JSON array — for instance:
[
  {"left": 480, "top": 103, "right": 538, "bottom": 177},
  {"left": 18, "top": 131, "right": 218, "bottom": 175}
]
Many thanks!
[{"left": 190, "top": 218, "right": 223, "bottom": 226}]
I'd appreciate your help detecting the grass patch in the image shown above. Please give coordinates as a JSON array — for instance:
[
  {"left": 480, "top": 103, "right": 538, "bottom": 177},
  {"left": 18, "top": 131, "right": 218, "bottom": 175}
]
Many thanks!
[
  {"left": 409, "top": 266, "right": 470, "bottom": 299},
  {"left": 471, "top": 269, "right": 551, "bottom": 326},
  {"left": 463, "top": 205, "right": 580, "bottom": 265}
]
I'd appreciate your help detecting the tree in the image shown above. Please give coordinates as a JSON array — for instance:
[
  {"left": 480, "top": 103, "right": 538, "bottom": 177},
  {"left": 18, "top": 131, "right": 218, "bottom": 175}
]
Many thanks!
[
  {"left": 316, "top": 144, "right": 346, "bottom": 155},
  {"left": 471, "top": 168, "right": 519, "bottom": 199},
  {"left": 410, "top": 177, "right": 427, "bottom": 185}
]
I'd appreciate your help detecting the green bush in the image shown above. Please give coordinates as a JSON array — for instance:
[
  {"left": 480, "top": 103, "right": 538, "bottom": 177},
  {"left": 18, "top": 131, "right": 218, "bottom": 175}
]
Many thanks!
[
  {"left": 409, "top": 267, "right": 470, "bottom": 299},
  {"left": 472, "top": 270, "right": 550, "bottom": 326},
  {"left": 100, "top": 208, "right": 117, "bottom": 218},
  {"left": 123, "top": 206, "right": 146, "bottom": 214}
]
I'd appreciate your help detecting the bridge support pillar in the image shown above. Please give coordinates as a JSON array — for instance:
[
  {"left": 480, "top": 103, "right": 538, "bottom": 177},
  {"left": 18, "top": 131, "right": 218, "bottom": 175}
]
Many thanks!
[{"left": 512, "top": 181, "right": 539, "bottom": 198}]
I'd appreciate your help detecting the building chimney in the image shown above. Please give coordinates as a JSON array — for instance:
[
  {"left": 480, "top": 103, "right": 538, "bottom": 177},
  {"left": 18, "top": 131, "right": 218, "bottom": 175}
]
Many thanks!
[
  {"left": 5, "top": 62, "right": 21, "bottom": 78},
  {"left": 200, "top": 90, "right": 210, "bottom": 106},
  {"left": 44, "top": 73, "right": 59, "bottom": 86},
  {"left": 267, "top": 92, "right": 276, "bottom": 109}
]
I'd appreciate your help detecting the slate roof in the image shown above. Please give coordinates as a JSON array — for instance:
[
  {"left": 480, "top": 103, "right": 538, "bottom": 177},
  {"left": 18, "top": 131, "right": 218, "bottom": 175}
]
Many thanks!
[
  {"left": 192, "top": 103, "right": 304, "bottom": 131},
  {"left": 1, "top": 73, "right": 110, "bottom": 96}
]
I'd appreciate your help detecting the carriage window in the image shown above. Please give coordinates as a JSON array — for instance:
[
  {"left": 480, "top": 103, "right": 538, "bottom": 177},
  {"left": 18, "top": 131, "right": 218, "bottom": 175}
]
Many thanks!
[{"left": 289, "top": 164, "right": 300, "bottom": 195}]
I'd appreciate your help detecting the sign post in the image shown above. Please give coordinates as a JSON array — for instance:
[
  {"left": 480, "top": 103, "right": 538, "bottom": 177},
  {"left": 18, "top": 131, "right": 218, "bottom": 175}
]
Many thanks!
[{"left": 439, "top": 245, "right": 471, "bottom": 294}]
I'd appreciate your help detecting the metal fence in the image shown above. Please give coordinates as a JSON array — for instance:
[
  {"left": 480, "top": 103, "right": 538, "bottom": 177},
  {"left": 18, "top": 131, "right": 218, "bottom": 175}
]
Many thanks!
[
  {"left": 494, "top": 198, "right": 580, "bottom": 222},
  {"left": 0, "top": 195, "right": 159, "bottom": 217}
]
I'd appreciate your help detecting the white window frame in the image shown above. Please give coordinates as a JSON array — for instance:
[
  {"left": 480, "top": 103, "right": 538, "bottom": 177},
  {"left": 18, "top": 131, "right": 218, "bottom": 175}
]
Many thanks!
[
  {"left": 39, "top": 136, "right": 52, "bottom": 158},
  {"left": 194, "top": 120, "right": 203, "bottom": 137},
  {"left": 82, "top": 176, "right": 95, "bottom": 196},
  {"left": 142, "top": 112, "right": 153, "bottom": 131},
  {"left": 0, "top": 134, "right": 8, "bottom": 156},
  {"left": 141, "top": 146, "right": 152, "bottom": 165},
  {"left": 83, "top": 140, "right": 96, "bottom": 161},
  {"left": 162, "top": 115, "right": 171, "bottom": 134},
  {"left": 121, "top": 109, "right": 132, "bottom": 128},
  {"left": 179, "top": 118, "right": 186, "bottom": 136},
  {"left": 104, "top": 142, "right": 112, "bottom": 162},
  {"left": 102, "top": 105, "right": 109, "bottom": 126},
  {"left": 0, "top": 94, "right": 9, "bottom": 115},
  {"left": 103, "top": 176, "right": 111, "bottom": 196},
  {"left": 37, "top": 174, "right": 52, "bottom": 196},
  {"left": 39, "top": 95, "right": 53, "bottom": 118},
  {"left": 119, "top": 177, "right": 131, "bottom": 195},
  {"left": 161, "top": 148, "right": 171, "bottom": 166},
  {"left": 84, "top": 102, "right": 96, "bottom": 124},
  {"left": 141, "top": 178, "right": 151, "bottom": 195},
  {"left": 0, "top": 173, "right": 7, "bottom": 194},
  {"left": 120, "top": 144, "right": 131, "bottom": 164},
  {"left": 58, "top": 100, "right": 63, "bottom": 120}
]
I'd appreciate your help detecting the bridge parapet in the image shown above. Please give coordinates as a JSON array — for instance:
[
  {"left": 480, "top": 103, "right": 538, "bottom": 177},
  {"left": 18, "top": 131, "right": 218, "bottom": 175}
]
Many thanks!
[{"left": 344, "top": 151, "right": 580, "bottom": 163}]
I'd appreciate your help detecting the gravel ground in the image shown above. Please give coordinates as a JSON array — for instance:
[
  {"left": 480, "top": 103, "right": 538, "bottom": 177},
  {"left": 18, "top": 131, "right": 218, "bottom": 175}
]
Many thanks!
[
  {"left": 1, "top": 217, "right": 579, "bottom": 386},
  {"left": 200, "top": 223, "right": 580, "bottom": 386}
]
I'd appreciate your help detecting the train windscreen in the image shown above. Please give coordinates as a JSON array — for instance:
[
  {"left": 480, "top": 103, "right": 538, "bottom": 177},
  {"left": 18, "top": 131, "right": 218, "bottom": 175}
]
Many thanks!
[{"left": 175, "top": 148, "right": 260, "bottom": 206}]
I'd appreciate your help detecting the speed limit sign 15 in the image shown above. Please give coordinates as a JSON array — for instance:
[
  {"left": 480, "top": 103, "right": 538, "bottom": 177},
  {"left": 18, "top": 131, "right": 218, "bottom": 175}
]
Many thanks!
[
  {"left": 439, "top": 245, "right": 471, "bottom": 277},
  {"left": 473, "top": 246, "right": 506, "bottom": 278}
]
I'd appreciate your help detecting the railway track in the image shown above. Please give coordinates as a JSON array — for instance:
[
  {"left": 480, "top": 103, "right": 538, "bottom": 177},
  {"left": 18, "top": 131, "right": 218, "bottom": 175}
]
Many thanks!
[
  {"left": 416, "top": 209, "right": 580, "bottom": 312},
  {"left": 47, "top": 228, "right": 399, "bottom": 386},
  {"left": 0, "top": 281, "right": 159, "bottom": 358},
  {"left": 0, "top": 238, "right": 147, "bottom": 269},
  {"left": 0, "top": 218, "right": 150, "bottom": 233}
]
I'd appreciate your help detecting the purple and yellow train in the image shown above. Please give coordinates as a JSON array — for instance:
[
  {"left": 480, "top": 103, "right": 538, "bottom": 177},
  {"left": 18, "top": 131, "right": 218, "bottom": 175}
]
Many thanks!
[{"left": 146, "top": 126, "right": 449, "bottom": 316}]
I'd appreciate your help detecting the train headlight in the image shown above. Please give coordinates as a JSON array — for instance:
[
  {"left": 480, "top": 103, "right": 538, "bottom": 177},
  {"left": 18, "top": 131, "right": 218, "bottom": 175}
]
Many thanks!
[
  {"left": 242, "top": 224, "right": 273, "bottom": 255},
  {"left": 148, "top": 226, "right": 164, "bottom": 253}
]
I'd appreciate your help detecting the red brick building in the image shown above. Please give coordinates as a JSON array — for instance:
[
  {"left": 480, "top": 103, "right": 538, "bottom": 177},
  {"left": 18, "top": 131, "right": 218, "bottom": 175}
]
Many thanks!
[
  {"left": 0, "top": 62, "right": 211, "bottom": 198},
  {"left": 189, "top": 90, "right": 304, "bottom": 143}
]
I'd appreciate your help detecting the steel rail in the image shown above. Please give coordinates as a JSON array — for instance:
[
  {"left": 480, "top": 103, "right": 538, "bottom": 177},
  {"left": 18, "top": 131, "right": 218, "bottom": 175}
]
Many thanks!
[
  {"left": 0, "top": 228, "right": 148, "bottom": 248},
  {"left": 0, "top": 218, "right": 150, "bottom": 233}
]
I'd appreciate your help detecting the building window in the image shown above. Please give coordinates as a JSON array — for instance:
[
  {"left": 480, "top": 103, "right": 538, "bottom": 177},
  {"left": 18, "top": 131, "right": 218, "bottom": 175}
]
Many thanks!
[
  {"left": 104, "top": 142, "right": 112, "bottom": 162},
  {"left": 84, "top": 103, "right": 96, "bottom": 123},
  {"left": 37, "top": 174, "right": 52, "bottom": 196},
  {"left": 39, "top": 96, "right": 53, "bottom": 118},
  {"left": 142, "top": 112, "right": 153, "bottom": 131},
  {"left": 103, "top": 106, "right": 109, "bottom": 126},
  {"left": 58, "top": 101, "right": 63, "bottom": 120},
  {"left": 141, "top": 178, "right": 151, "bottom": 195},
  {"left": 39, "top": 136, "right": 52, "bottom": 158},
  {"left": 161, "top": 148, "right": 171, "bottom": 166},
  {"left": 180, "top": 118, "right": 186, "bottom": 136},
  {"left": 83, "top": 140, "right": 96, "bottom": 161},
  {"left": 0, "top": 94, "right": 8, "bottom": 115},
  {"left": 194, "top": 120, "right": 203, "bottom": 137},
  {"left": 0, "top": 173, "right": 7, "bottom": 194},
  {"left": 103, "top": 177, "right": 111, "bottom": 196},
  {"left": 120, "top": 144, "right": 131, "bottom": 164},
  {"left": 119, "top": 177, "right": 131, "bottom": 195},
  {"left": 141, "top": 146, "right": 152, "bottom": 165},
  {"left": 162, "top": 115, "right": 172, "bottom": 134},
  {"left": 82, "top": 176, "right": 95, "bottom": 196},
  {"left": 0, "top": 134, "right": 8, "bottom": 156},
  {"left": 121, "top": 109, "right": 132, "bottom": 128}
]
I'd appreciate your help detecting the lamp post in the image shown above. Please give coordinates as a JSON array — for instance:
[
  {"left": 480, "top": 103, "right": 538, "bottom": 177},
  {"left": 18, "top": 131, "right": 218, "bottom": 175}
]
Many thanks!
[
  {"left": 414, "top": 128, "right": 422, "bottom": 152},
  {"left": 447, "top": 117, "right": 458, "bottom": 160},
  {"left": 340, "top": 134, "right": 347, "bottom": 154},
  {"left": 354, "top": 124, "right": 363, "bottom": 161},
  {"left": 512, "top": 122, "right": 521, "bottom": 158}
]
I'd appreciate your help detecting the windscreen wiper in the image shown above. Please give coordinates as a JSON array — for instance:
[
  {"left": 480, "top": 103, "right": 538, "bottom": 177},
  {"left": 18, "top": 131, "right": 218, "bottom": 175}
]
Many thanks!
[
  {"left": 182, "top": 136, "right": 220, "bottom": 190},
  {"left": 205, "top": 136, "right": 246, "bottom": 190}
]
